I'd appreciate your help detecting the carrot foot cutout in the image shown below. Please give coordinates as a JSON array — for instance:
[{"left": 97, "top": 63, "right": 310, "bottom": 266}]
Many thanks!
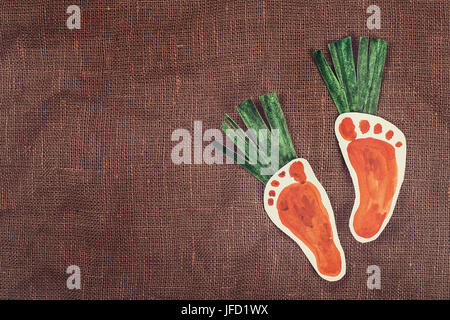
[
  {"left": 264, "top": 159, "right": 346, "bottom": 281},
  {"left": 214, "top": 93, "right": 345, "bottom": 281},
  {"left": 335, "top": 113, "right": 406, "bottom": 242},
  {"left": 314, "top": 37, "right": 407, "bottom": 242}
]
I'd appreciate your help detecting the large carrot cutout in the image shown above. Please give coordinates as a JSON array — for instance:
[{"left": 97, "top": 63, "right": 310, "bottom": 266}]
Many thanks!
[
  {"left": 213, "top": 93, "right": 346, "bottom": 281},
  {"left": 313, "top": 37, "right": 406, "bottom": 243}
]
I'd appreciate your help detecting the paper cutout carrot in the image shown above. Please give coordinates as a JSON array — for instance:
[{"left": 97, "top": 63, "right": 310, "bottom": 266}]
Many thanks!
[
  {"left": 313, "top": 37, "right": 406, "bottom": 243},
  {"left": 213, "top": 93, "right": 346, "bottom": 281}
]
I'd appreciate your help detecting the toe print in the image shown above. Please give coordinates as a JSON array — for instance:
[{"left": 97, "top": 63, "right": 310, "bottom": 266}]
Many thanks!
[
  {"left": 374, "top": 123, "right": 382, "bottom": 134},
  {"left": 335, "top": 113, "right": 406, "bottom": 243},
  {"left": 385, "top": 130, "right": 394, "bottom": 140},
  {"left": 359, "top": 120, "right": 370, "bottom": 134},
  {"left": 339, "top": 117, "right": 357, "bottom": 141},
  {"left": 264, "top": 159, "right": 346, "bottom": 281}
]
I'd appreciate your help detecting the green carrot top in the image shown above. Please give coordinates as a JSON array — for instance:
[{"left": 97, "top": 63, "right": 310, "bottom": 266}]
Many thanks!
[
  {"left": 313, "top": 36, "right": 388, "bottom": 115},
  {"left": 213, "top": 92, "right": 297, "bottom": 184}
]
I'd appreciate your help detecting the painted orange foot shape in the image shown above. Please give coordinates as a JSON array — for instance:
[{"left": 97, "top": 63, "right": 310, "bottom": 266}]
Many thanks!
[
  {"left": 335, "top": 113, "right": 406, "bottom": 243},
  {"left": 264, "top": 159, "right": 345, "bottom": 281}
]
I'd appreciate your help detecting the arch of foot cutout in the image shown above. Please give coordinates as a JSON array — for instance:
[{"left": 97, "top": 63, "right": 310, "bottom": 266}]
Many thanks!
[
  {"left": 335, "top": 113, "right": 406, "bottom": 243},
  {"left": 264, "top": 159, "right": 346, "bottom": 281}
]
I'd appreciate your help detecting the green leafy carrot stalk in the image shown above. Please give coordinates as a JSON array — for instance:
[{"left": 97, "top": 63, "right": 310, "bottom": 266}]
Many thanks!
[
  {"left": 213, "top": 93, "right": 297, "bottom": 185},
  {"left": 356, "top": 37, "right": 370, "bottom": 112},
  {"left": 313, "top": 50, "right": 350, "bottom": 113},
  {"left": 259, "top": 92, "right": 297, "bottom": 167},
  {"left": 221, "top": 113, "right": 269, "bottom": 166},
  {"left": 364, "top": 37, "right": 387, "bottom": 115},
  {"left": 313, "top": 36, "right": 388, "bottom": 115},
  {"left": 328, "top": 37, "right": 358, "bottom": 112},
  {"left": 236, "top": 98, "right": 271, "bottom": 164}
]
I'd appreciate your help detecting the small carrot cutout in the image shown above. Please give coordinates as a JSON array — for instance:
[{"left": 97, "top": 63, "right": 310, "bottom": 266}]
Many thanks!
[
  {"left": 265, "top": 159, "right": 345, "bottom": 279},
  {"left": 213, "top": 93, "right": 346, "bottom": 281},
  {"left": 314, "top": 37, "right": 407, "bottom": 243}
]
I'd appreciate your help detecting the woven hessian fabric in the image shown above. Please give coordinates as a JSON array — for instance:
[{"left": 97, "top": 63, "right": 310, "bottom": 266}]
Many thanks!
[{"left": 0, "top": 0, "right": 448, "bottom": 299}]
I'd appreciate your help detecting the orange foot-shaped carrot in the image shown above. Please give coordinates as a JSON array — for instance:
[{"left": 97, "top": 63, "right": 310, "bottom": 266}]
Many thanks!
[
  {"left": 335, "top": 113, "right": 406, "bottom": 243},
  {"left": 264, "top": 159, "right": 346, "bottom": 281}
]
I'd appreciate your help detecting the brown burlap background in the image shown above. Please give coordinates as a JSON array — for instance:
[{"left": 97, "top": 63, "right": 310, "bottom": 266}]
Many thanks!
[{"left": 0, "top": 0, "right": 448, "bottom": 300}]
